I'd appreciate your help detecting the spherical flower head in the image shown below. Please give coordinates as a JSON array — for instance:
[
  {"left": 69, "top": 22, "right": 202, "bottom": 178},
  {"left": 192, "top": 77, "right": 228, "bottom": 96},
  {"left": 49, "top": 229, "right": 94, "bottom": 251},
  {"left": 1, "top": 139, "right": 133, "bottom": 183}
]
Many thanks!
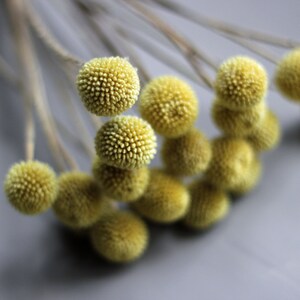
[
  {"left": 161, "top": 128, "right": 212, "bottom": 176},
  {"left": 90, "top": 211, "right": 149, "bottom": 263},
  {"left": 205, "top": 137, "right": 255, "bottom": 190},
  {"left": 139, "top": 76, "right": 198, "bottom": 138},
  {"left": 275, "top": 48, "right": 300, "bottom": 102},
  {"left": 95, "top": 116, "right": 157, "bottom": 170},
  {"left": 183, "top": 181, "right": 230, "bottom": 230},
  {"left": 76, "top": 57, "right": 140, "bottom": 116},
  {"left": 230, "top": 158, "right": 262, "bottom": 196},
  {"left": 92, "top": 157, "right": 150, "bottom": 202},
  {"left": 212, "top": 99, "right": 266, "bottom": 137},
  {"left": 132, "top": 169, "right": 190, "bottom": 223},
  {"left": 215, "top": 56, "right": 267, "bottom": 110},
  {"left": 53, "top": 172, "right": 108, "bottom": 228},
  {"left": 4, "top": 161, "right": 57, "bottom": 215},
  {"left": 247, "top": 110, "right": 281, "bottom": 152}
]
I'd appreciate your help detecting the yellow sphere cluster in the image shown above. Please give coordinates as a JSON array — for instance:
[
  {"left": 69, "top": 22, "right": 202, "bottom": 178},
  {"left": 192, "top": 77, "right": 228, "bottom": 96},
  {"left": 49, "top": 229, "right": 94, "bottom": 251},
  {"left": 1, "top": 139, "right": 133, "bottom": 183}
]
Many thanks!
[
  {"left": 132, "top": 169, "right": 190, "bottom": 223},
  {"left": 205, "top": 137, "right": 255, "bottom": 189},
  {"left": 95, "top": 116, "right": 157, "bottom": 170},
  {"left": 215, "top": 56, "right": 267, "bottom": 110},
  {"left": 230, "top": 158, "right": 262, "bottom": 196},
  {"left": 275, "top": 48, "right": 300, "bottom": 102},
  {"left": 212, "top": 99, "right": 266, "bottom": 137},
  {"left": 139, "top": 76, "right": 198, "bottom": 137},
  {"left": 53, "top": 172, "right": 108, "bottom": 228},
  {"left": 183, "top": 181, "right": 230, "bottom": 230},
  {"left": 4, "top": 161, "right": 57, "bottom": 215},
  {"left": 161, "top": 128, "right": 212, "bottom": 176},
  {"left": 90, "top": 211, "right": 149, "bottom": 263},
  {"left": 76, "top": 57, "right": 140, "bottom": 116},
  {"left": 92, "top": 157, "right": 149, "bottom": 202},
  {"left": 247, "top": 110, "right": 281, "bottom": 152}
]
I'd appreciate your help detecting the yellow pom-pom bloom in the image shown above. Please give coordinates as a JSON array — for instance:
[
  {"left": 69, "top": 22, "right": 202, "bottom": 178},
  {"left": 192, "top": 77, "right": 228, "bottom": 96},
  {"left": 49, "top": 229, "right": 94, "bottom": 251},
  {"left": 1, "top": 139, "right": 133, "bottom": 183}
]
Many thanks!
[
  {"left": 275, "top": 48, "right": 300, "bottom": 102},
  {"left": 183, "top": 181, "right": 230, "bottom": 230},
  {"left": 53, "top": 172, "right": 108, "bottom": 228},
  {"left": 95, "top": 116, "right": 156, "bottom": 170},
  {"left": 132, "top": 170, "right": 190, "bottom": 223},
  {"left": 230, "top": 158, "right": 262, "bottom": 195},
  {"left": 4, "top": 161, "right": 57, "bottom": 215},
  {"left": 90, "top": 211, "right": 149, "bottom": 263},
  {"left": 92, "top": 157, "right": 149, "bottom": 202},
  {"left": 247, "top": 110, "right": 280, "bottom": 152},
  {"left": 215, "top": 56, "right": 267, "bottom": 110},
  {"left": 139, "top": 76, "right": 198, "bottom": 138},
  {"left": 212, "top": 99, "right": 266, "bottom": 136},
  {"left": 161, "top": 128, "right": 212, "bottom": 176},
  {"left": 205, "top": 137, "right": 255, "bottom": 190},
  {"left": 76, "top": 57, "right": 140, "bottom": 116}
]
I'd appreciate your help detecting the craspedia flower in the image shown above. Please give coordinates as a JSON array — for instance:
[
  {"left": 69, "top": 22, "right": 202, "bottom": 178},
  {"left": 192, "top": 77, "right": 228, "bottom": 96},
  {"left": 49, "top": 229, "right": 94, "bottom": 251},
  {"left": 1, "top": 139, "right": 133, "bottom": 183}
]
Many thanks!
[
  {"left": 161, "top": 128, "right": 212, "bottom": 176},
  {"left": 215, "top": 56, "right": 267, "bottom": 110},
  {"left": 139, "top": 76, "right": 198, "bottom": 138},
  {"left": 183, "top": 181, "right": 230, "bottom": 230},
  {"left": 132, "top": 169, "right": 190, "bottom": 223},
  {"left": 92, "top": 157, "right": 149, "bottom": 202},
  {"left": 205, "top": 137, "right": 255, "bottom": 190},
  {"left": 95, "top": 116, "right": 156, "bottom": 170},
  {"left": 53, "top": 172, "right": 108, "bottom": 228},
  {"left": 230, "top": 158, "right": 262, "bottom": 196},
  {"left": 76, "top": 57, "right": 140, "bottom": 116},
  {"left": 4, "top": 161, "right": 57, "bottom": 215},
  {"left": 247, "top": 110, "right": 281, "bottom": 152},
  {"left": 275, "top": 48, "right": 300, "bottom": 102},
  {"left": 90, "top": 211, "right": 149, "bottom": 263},
  {"left": 212, "top": 99, "right": 266, "bottom": 136}
]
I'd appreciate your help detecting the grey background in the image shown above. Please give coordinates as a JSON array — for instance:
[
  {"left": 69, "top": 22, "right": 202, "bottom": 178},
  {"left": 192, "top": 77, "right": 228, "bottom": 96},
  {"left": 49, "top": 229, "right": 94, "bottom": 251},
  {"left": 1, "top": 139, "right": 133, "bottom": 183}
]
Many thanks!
[{"left": 1, "top": 0, "right": 300, "bottom": 299}]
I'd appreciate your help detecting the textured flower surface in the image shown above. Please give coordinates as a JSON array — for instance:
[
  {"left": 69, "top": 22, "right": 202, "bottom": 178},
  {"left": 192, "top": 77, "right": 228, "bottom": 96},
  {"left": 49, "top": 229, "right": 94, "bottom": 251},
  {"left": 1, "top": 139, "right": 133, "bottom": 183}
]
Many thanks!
[
  {"left": 4, "top": 161, "right": 57, "bottom": 215},
  {"left": 76, "top": 57, "right": 140, "bottom": 116}
]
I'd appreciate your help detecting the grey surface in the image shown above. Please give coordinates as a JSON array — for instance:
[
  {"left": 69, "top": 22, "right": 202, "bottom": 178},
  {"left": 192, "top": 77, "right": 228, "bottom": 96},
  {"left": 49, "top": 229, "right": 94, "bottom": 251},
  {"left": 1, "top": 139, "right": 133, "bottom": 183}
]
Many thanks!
[{"left": 1, "top": 0, "right": 300, "bottom": 299}]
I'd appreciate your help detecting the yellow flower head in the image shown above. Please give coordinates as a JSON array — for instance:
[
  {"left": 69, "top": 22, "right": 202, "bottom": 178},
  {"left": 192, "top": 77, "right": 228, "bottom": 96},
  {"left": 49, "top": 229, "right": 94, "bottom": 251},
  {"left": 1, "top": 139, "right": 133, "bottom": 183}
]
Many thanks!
[
  {"left": 90, "top": 211, "right": 149, "bottom": 263},
  {"left": 212, "top": 99, "right": 266, "bottom": 136},
  {"left": 275, "top": 48, "right": 300, "bottom": 102},
  {"left": 4, "top": 161, "right": 57, "bottom": 215},
  {"left": 132, "top": 169, "right": 190, "bottom": 223},
  {"left": 53, "top": 172, "right": 108, "bottom": 228},
  {"left": 205, "top": 137, "right": 255, "bottom": 189},
  {"left": 92, "top": 157, "right": 150, "bottom": 202},
  {"left": 183, "top": 181, "right": 230, "bottom": 230},
  {"left": 161, "top": 128, "right": 212, "bottom": 176},
  {"left": 95, "top": 116, "right": 156, "bottom": 170},
  {"left": 139, "top": 76, "right": 198, "bottom": 137},
  {"left": 247, "top": 110, "right": 281, "bottom": 152},
  {"left": 76, "top": 57, "right": 140, "bottom": 116},
  {"left": 215, "top": 56, "right": 267, "bottom": 110}
]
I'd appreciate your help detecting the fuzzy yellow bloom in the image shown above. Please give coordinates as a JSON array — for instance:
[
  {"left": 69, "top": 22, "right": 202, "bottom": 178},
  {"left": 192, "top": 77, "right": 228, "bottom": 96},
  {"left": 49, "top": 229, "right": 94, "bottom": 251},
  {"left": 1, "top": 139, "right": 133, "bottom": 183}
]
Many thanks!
[
  {"left": 95, "top": 116, "right": 156, "bottom": 170},
  {"left": 53, "top": 172, "right": 108, "bottom": 228},
  {"left": 139, "top": 76, "right": 198, "bottom": 137},
  {"left": 161, "top": 128, "right": 212, "bottom": 176},
  {"left": 183, "top": 181, "right": 230, "bottom": 230},
  {"left": 4, "top": 161, "right": 57, "bottom": 215},
  {"left": 76, "top": 57, "right": 140, "bottom": 116},
  {"left": 90, "top": 211, "right": 149, "bottom": 263},
  {"left": 275, "top": 48, "right": 300, "bottom": 102},
  {"left": 212, "top": 99, "right": 266, "bottom": 136},
  {"left": 132, "top": 169, "right": 190, "bottom": 223},
  {"left": 92, "top": 157, "right": 149, "bottom": 202},
  {"left": 215, "top": 56, "right": 267, "bottom": 110},
  {"left": 205, "top": 137, "right": 255, "bottom": 190},
  {"left": 247, "top": 110, "right": 280, "bottom": 152}
]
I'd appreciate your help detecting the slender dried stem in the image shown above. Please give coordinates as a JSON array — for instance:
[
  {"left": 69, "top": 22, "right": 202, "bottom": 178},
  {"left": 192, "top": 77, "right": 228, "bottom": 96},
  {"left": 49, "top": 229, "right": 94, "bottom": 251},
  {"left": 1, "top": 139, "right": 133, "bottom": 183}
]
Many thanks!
[
  {"left": 123, "top": 0, "right": 214, "bottom": 89},
  {"left": 151, "top": 0, "right": 300, "bottom": 49},
  {"left": 24, "top": 93, "right": 35, "bottom": 161}
]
